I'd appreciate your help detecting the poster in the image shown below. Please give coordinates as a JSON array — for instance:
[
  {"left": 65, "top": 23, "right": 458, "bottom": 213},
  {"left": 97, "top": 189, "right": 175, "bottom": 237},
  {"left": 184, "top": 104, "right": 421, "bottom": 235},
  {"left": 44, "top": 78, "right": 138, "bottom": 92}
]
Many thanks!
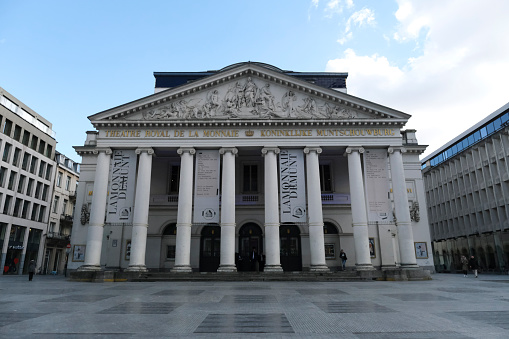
[
  {"left": 279, "top": 149, "right": 307, "bottom": 223},
  {"left": 106, "top": 150, "right": 137, "bottom": 223},
  {"left": 363, "top": 149, "right": 393, "bottom": 223},
  {"left": 193, "top": 150, "right": 220, "bottom": 223}
]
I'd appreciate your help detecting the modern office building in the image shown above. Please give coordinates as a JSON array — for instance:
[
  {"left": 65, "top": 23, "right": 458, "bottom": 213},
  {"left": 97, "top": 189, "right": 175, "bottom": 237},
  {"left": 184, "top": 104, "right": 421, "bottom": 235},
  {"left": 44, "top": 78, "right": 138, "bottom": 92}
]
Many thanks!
[
  {"left": 69, "top": 62, "right": 433, "bottom": 277},
  {"left": 44, "top": 151, "right": 80, "bottom": 274},
  {"left": 421, "top": 102, "right": 509, "bottom": 273},
  {"left": 0, "top": 86, "right": 57, "bottom": 275}
]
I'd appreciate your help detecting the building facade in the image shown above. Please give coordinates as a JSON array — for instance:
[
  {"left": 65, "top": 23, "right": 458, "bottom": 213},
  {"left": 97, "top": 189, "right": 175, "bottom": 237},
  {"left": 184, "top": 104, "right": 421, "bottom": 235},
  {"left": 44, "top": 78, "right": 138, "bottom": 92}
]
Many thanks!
[
  {"left": 0, "top": 86, "right": 57, "bottom": 275},
  {"left": 44, "top": 151, "right": 80, "bottom": 274},
  {"left": 69, "top": 62, "right": 433, "bottom": 274},
  {"left": 422, "top": 102, "right": 509, "bottom": 273}
]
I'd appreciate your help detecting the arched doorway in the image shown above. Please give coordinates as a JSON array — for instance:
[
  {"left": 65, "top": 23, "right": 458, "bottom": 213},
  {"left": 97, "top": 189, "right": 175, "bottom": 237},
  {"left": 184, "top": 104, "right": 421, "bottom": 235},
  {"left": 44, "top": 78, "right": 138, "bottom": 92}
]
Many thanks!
[
  {"left": 280, "top": 224, "right": 302, "bottom": 271},
  {"left": 238, "top": 223, "right": 263, "bottom": 271},
  {"left": 200, "top": 225, "right": 221, "bottom": 272}
]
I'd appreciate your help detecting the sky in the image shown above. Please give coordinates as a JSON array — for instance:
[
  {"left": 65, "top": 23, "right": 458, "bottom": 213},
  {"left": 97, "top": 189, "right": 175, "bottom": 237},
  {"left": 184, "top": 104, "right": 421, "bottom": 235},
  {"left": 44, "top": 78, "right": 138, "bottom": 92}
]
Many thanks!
[{"left": 1, "top": 0, "right": 508, "bottom": 163}]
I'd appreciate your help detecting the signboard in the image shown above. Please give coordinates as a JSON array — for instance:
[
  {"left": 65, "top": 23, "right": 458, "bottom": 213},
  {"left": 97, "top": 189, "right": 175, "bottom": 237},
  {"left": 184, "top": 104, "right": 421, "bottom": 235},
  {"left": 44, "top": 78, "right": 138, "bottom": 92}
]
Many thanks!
[
  {"left": 106, "top": 150, "right": 137, "bottom": 223},
  {"left": 193, "top": 150, "right": 220, "bottom": 223},
  {"left": 279, "top": 149, "right": 307, "bottom": 222},
  {"left": 363, "top": 149, "right": 393, "bottom": 223}
]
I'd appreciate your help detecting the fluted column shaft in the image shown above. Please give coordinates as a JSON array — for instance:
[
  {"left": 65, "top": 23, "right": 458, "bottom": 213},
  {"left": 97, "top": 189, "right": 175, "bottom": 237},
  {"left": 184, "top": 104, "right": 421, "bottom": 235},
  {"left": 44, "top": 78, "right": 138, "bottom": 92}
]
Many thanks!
[
  {"left": 126, "top": 148, "right": 154, "bottom": 272},
  {"left": 345, "top": 147, "right": 373, "bottom": 270},
  {"left": 304, "top": 147, "right": 329, "bottom": 272},
  {"left": 218, "top": 147, "right": 237, "bottom": 272},
  {"left": 389, "top": 147, "right": 418, "bottom": 268},
  {"left": 172, "top": 148, "right": 195, "bottom": 273},
  {"left": 262, "top": 147, "right": 283, "bottom": 272},
  {"left": 81, "top": 148, "right": 112, "bottom": 270}
]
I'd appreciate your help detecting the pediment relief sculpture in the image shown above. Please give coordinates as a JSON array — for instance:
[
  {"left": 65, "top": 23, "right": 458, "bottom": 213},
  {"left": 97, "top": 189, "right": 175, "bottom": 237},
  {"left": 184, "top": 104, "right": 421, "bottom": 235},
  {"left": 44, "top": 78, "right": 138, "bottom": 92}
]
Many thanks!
[{"left": 128, "top": 77, "right": 373, "bottom": 121}]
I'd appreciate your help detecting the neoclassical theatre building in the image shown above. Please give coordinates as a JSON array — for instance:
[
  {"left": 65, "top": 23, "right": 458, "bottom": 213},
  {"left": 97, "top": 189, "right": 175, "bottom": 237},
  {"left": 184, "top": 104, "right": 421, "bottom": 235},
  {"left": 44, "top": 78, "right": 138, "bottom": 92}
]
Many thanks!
[{"left": 69, "top": 62, "right": 433, "bottom": 275}]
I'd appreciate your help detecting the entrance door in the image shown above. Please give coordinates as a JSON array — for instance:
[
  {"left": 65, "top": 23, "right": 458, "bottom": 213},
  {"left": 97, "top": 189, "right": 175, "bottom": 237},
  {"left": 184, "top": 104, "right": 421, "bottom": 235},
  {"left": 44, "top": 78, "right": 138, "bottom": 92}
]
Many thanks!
[
  {"left": 280, "top": 224, "right": 302, "bottom": 271},
  {"left": 238, "top": 223, "right": 263, "bottom": 271},
  {"left": 199, "top": 225, "right": 221, "bottom": 272}
]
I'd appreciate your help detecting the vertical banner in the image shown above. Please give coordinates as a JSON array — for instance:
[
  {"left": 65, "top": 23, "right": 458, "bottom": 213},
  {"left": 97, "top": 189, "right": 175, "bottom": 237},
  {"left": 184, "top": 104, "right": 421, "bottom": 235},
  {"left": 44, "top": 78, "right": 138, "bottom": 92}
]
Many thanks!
[
  {"left": 363, "top": 149, "right": 393, "bottom": 223},
  {"left": 279, "top": 149, "right": 307, "bottom": 222},
  {"left": 193, "top": 150, "right": 220, "bottom": 223},
  {"left": 106, "top": 149, "right": 137, "bottom": 223}
]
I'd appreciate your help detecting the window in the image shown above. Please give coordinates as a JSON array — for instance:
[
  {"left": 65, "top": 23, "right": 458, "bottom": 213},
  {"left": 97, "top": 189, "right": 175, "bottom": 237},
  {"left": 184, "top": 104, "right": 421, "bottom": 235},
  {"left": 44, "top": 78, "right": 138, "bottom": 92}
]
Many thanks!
[
  {"left": 49, "top": 222, "right": 55, "bottom": 233},
  {"left": 53, "top": 196, "right": 60, "bottom": 213},
  {"left": 17, "top": 175, "right": 25, "bottom": 193},
  {"left": 7, "top": 171, "right": 17, "bottom": 190},
  {"left": 12, "top": 148, "right": 21, "bottom": 166},
  {"left": 13, "top": 198, "right": 22, "bottom": 217},
  {"left": 38, "top": 140, "right": 46, "bottom": 154},
  {"left": 29, "top": 157, "right": 38, "bottom": 174},
  {"left": 45, "top": 164, "right": 52, "bottom": 180},
  {"left": 13, "top": 125, "right": 21, "bottom": 142},
  {"left": 31, "top": 203, "right": 39, "bottom": 221},
  {"left": 56, "top": 172, "right": 63, "bottom": 187},
  {"left": 26, "top": 178, "right": 34, "bottom": 196},
  {"left": 42, "top": 184, "right": 49, "bottom": 201},
  {"left": 2, "top": 143, "right": 12, "bottom": 162},
  {"left": 166, "top": 245, "right": 176, "bottom": 259},
  {"left": 2, "top": 119, "right": 13, "bottom": 136},
  {"left": 319, "top": 163, "right": 332, "bottom": 192},
  {"left": 168, "top": 165, "right": 180, "bottom": 193},
  {"left": 63, "top": 199, "right": 68, "bottom": 215},
  {"left": 45, "top": 144, "right": 53, "bottom": 158},
  {"left": 35, "top": 182, "right": 42, "bottom": 199},
  {"left": 0, "top": 167, "right": 6, "bottom": 187},
  {"left": 21, "top": 153, "right": 30, "bottom": 170},
  {"left": 38, "top": 161, "right": 46, "bottom": 178},
  {"left": 22, "top": 131, "right": 30, "bottom": 146},
  {"left": 242, "top": 164, "right": 258, "bottom": 193},
  {"left": 9, "top": 225, "right": 25, "bottom": 243},
  {"left": 65, "top": 176, "right": 71, "bottom": 190},
  {"left": 30, "top": 135, "right": 38, "bottom": 150},
  {"left": 21, "top": 201, "right": 30, "bottom": 219},
  {"left": 38, "top": 206, "right": 46, "bottom": 222},
  {"left": 3, "top": 195, "right": 12, "bottom": 214}
]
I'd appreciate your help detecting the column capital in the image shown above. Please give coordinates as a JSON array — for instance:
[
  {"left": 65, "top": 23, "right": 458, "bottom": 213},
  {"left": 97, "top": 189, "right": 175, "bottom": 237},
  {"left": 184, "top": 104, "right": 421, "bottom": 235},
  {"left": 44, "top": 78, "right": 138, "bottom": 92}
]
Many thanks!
[
  {"left": 388, "top": 147, "right": 407, "bottom": 154},
  {"left": 177, "top": 147, "right": 196, "bottom": 156},
  {"left": 304, "top": 147, "right": 322, "bottom": 155},
  {"left": 92, "top": 147, "right": 112, "bottom": 155},
  {"left": 219, "top": 147, "right": 238, "bottom": 155},
  {"left": 344, "top": 147, "right": 364, "bottom": 156},
  {"left": 135, "top": 147, "right": 155, "bottom": 155},
  {"left": 261, "top": 147, "right": 280, "bottom": 156}
]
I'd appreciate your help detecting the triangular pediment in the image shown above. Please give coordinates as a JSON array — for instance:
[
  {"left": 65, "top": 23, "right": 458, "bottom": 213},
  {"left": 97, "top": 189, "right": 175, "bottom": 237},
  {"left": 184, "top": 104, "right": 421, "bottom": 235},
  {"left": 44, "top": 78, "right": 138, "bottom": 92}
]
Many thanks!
[{"left": 90, "top": 63, "right": 410, "bottom": 125}]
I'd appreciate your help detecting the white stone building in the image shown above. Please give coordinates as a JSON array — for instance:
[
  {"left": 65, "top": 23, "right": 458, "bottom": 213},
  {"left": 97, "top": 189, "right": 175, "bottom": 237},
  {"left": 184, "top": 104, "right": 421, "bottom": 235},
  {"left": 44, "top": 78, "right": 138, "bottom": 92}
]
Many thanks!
[
  {"left": 68, "top": 62, "right": 433, "bottom": 275},
  {"left": 0, "top": 86, "right": 57, "bottom": 275}
]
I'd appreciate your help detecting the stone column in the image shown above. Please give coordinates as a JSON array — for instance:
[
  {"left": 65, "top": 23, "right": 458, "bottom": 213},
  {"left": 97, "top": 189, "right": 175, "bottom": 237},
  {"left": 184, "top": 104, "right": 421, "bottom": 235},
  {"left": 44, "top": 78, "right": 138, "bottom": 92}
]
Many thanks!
[
  {"left": 79, "top": 148, "right": 112, "bottom": 271},
  {"left": 304, "top": 147, "right": 329, "bottom": 272},
  {"left": 172, "top": 147, "right": 195, "bottom": 273},
  {"left": 0, "top": 223, "right": 13, "bottom": 273},
  {"left": 345, "top": 147, "right": 373, "bottom": 270},
  {"left": 18, "top": 226, "right": 30, "bottom": 275},
  {"left": 218, "top": 147, "right": 237, "bottom": 272},
  {"left": 388, "top": 147, "right": 418, "bottom": 268},
  {"left": 126, "top": 148, "right": 154, "bottom": 272},
  {"left": 261, "top": 147, "right": 283, "bottom": 272}
]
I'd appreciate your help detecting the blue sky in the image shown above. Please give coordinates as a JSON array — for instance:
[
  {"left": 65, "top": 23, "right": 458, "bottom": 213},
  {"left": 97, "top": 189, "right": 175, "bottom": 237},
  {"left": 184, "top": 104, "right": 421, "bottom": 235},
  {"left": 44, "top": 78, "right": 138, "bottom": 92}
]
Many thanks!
[{"left": 1, "top": 0, "right": 508, "bottom": 162}]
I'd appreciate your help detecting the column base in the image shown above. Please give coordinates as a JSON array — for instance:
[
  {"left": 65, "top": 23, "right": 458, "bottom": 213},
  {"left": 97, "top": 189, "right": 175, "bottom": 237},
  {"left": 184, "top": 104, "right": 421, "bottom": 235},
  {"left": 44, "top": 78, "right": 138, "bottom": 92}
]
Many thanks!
[
  {"left": 355, "top": 263, "right": 375, "bottom": 271},
  {"left": 217, "top": 265, "right": 237, "bottom": 273},
  {"left": 400, "top": 264, "right": 420, "bottom": 270},
  {"left": 77, "top": 265, "right": 102, "bottom": 271},
  {"left": 309, "top": 265, "right": 330, "bottom": 272},
  {"left": 263, "top": 265, "right": 283, "bottom": 273},
  {"left": 125, "top": 265, "right": 148, "bottom": 272},
  {"left": 171, "top": 265, "right": 193, "bottom": 273}
]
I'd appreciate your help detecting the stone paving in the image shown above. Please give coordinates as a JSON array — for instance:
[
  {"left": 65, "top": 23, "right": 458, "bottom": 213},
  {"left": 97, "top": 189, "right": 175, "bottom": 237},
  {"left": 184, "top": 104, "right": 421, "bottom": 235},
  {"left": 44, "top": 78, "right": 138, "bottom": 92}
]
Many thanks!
[{"left": 1, "top": 273, "right": 509, "bottom": 338}]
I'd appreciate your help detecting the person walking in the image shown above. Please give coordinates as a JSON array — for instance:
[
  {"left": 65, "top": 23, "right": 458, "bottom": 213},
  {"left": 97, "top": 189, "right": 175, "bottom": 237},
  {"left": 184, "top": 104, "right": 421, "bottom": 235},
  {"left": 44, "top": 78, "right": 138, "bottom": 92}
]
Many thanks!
[
  {"left": 339, "top": 249, "right": 347, "bottom": 271},
  {"left": 469, "top": 255, "right": 479, "bottom": 278},
  {"left": 28, "top": 260, "right": 36, "bottom": 281},
  {"left": 461, "top": 255, "right": 469, "bottom": 277}
]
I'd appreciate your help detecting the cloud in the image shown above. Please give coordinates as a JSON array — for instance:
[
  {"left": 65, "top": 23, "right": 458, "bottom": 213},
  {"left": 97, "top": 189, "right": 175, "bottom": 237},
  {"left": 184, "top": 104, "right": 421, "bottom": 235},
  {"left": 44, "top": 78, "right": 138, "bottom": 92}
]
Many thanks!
[
  {"left": 326, "top": 0, "right": 509, "bottom": 158},
  {"left": 338, "top": 8, "right": 375, "bottom": 44}
]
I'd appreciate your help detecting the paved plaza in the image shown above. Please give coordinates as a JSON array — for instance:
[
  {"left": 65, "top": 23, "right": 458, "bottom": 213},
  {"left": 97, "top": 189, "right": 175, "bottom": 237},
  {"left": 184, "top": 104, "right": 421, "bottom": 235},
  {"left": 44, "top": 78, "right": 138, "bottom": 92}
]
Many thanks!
[{"left": 1, "top": 273, "right": 509, "bottom": 338}]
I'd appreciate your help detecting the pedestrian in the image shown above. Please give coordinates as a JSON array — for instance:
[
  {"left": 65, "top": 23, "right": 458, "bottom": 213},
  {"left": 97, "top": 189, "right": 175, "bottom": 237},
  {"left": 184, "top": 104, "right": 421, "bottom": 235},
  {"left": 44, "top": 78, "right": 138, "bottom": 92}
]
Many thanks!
[
  {"left": 468, "top": 255, "right": 479, "bottom": 278},
  {"left": 250, "top": 247, "right": 259, "bottom": 272},
  {"left": 461, "top": 255, "right": 468, "bottom": 277},
  {"left": 28, "top": 260, "right": 36, "bottom": 281},
  {"left": 340, "top": 249, "right": 347, "bottom": 271}
]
